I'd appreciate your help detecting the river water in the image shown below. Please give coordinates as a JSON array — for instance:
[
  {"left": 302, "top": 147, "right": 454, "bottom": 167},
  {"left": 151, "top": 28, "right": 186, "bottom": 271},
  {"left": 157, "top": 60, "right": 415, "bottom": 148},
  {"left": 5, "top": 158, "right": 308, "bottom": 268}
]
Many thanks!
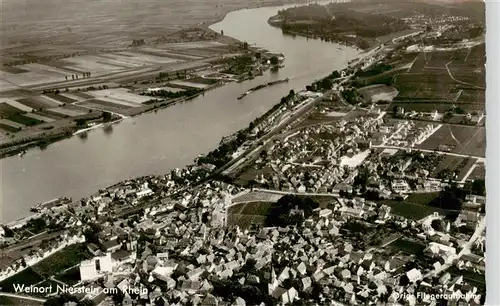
[{"left": 0, "top": 4, "right": 360, "bottom": 223}]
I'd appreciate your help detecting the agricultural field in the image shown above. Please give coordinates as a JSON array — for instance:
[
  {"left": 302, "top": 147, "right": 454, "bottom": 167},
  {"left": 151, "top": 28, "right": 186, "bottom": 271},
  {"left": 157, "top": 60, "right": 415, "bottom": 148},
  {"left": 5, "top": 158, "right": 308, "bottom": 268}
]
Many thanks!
[
  {"left": 54, "top": 266, "right": 81, "bottom": 286},
  {"left": 16, "top": 96, "right": 62, "bottom": 109},
  {"left": 0, "top": 119, "right": 23, "bottom": 132},
  {"left": 44, "top": 93, "right": 77, "bottom": 104},
  {"left": 0, "top": 244, "right": 91, "bottom": 293},
  {"left": 229, "top": 201, "right": 274, "bottom": 216},
  {"left": 0, "top": 267, "right": 45, "bottom": 293},
  {"left": 228, "top": 201, "right": 274, "bottom": 229},
  {"left": 377, "top": 192, "right": 444, "bottom": 220},
  {"left": 417, "top": 125, "right": 485, "bottom": 157},
  {"left": 357, "top": 84, "right": 399, "bottom": 103},
  {"left": 88, "top": 88, "right": 151, "bottom": 106},
  {"left": 379, "top": 199, "right": 444, "bottom": 220},
  {"left": 0, "top": 98, "right": 33, "bottom": 112},
  {"left": 432, "top": 155, "right": 477, "bottom": 181},
  {"left": 387, "top": 238, "right": 426, "bottom": 256},
  {"left": 46, "top": 106, "right": 87, "bottom": 118},
  {"left": 391, "top": 45, "right": 485, "bottom": 112},
  {"left": 468, "top": 162, "right": 485, "bottom": 180},
  {"left": 7, "top": 114, "right": 44, "bottom": 127},
  {"left": 0, "top": 102, "right": 23, "bottom": 117},
  {"left": 168, "top": 80, "right": 211, "bottom": 90},
  {"left": 232, "top": 191, "right": 283, "bottom": 204}
]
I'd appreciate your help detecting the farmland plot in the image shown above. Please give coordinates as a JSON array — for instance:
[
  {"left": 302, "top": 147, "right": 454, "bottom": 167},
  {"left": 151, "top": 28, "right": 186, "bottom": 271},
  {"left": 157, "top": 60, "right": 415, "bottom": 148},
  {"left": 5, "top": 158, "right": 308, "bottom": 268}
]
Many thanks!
[
  {"left": 0, "top": 80, "right": 20, "bottom": 92},
  {"left": 394, "top": 45, "right": 485, "bottom": 111},
  {"left": 24, "top": 112, "right": 56, "bottom": 123},
  {"left": 47, "top": 107, "right": 86, "bottom": 117},
  {"left": 45, "top": 93, "right": 77, "bottom": 104},
  {"left": 165, "top": 41, "right": 227, "bottom": 49},
  {"left": 417, "top": 125, "right": 485, "bottom": 157},
  {"left": 468, "top": 163, "right": 485, "bottom": 180},
  {"left": 0, "top": 119, "right": 24, "bottom": 129},
  {"left": 17, "top": 96, "right": 62, "bottom": 109},
  {"left": 2, "top": 63, "right": 73, "bottom": 87},
  {"left": 7, "top": 114, "right": 44, "bottom": 127},
  {"left": 89, "top": 88, "right": 151, "bottom": 105},
  {"left": 105, "top": 52, "right": 180, "bottom": 66},
  {"left": 80, "top": 100, "right": 131, "bottom": 114},
  {"left": 139, "top": 47, "right": 202, "bottom": 60},
  {"left": 0, "top": 98, "right": 33, "bottom": 112},
  {"left": 61, "top": 56, "right": 125, "bottom": 75},
  {"left": 358, "top": 84, "right": 399, "bottom": 102}
]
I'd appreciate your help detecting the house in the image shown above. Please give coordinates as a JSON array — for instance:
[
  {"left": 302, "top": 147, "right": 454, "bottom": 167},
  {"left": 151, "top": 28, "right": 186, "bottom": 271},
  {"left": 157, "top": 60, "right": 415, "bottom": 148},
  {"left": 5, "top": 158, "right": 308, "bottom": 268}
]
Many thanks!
[
  {"left": 425, "top": 242, "right": 456, "bottom": 257},
  {"left": 87, "top": 243, "right": 101, "bottom": 256},
  {"left": 391, "top": 180, "right": 409, "bottom": 193},
  {"left": 111, "top": 250, "right": 132, "bottom": 264},
  {"left": 101, "top": 239, "right": 122, "bottom": 253},
  {"left": 406, "top": 268, "right": 422, "bottom": 283},
  {"left": 456, "top": 210, "right": 481, "bottom": 226},
  {"left": 385, "top": 258, "right": 405, "bottom": 273},
  {"left": 79, "top": 253, "right": 113, "bottom": 281},
  {"left": 319, "top": 209, "right": 332, "bottom": 218}
]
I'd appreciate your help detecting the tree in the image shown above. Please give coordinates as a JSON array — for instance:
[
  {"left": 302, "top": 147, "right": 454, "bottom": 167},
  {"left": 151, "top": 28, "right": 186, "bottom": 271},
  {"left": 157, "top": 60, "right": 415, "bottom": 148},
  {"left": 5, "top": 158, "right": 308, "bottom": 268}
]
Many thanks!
[
  {"left": 453, "top": 106, "right": 465, "bottom": 114},
  {"left": 102, "top": 111, "right": 112, "bottom": 122},
  {"left": 471, "top": 179, "right": 485, "bottom": 196},
  {"left": 270, "top": 56, "right": 279, "bottom": 66},
  {"left": 319, "top": 78, "right": 333, "bottom": 90},
  {"left": 354, "top": 167, "right": 369, "bottom": 190},
  {"left": 431, "top": 219, "right": 445, "bottom": 232},
  {"left": 243, "top": 42, "right": 249, "bottom": 50},
  {"left": 2, "top": 226, "right": 15, "bottom": 237},
  {"left": 75, "top": 118, "right": 87, "bottom": 127},
  {"left": 399, "top": 274, "right": 410, "bottom": 287}
]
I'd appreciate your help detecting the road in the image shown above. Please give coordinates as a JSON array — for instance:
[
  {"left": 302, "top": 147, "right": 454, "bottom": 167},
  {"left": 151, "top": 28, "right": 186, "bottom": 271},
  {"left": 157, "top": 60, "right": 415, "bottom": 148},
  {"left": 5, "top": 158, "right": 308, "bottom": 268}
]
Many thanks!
[
  {"left": 371, "top": 145, "right": 485, "bottom": 161},
  {"left": 445, "top": 61, "right": 485, "bottom": 90},
  {"left": 424, "top": 217, "right": 485, "bottom": 278},
  {"left": 0, "top": 293, "right": 46, "bottom": 304},
  {"left": 252, "top": 188, "right": 340, "bottom": 198}
]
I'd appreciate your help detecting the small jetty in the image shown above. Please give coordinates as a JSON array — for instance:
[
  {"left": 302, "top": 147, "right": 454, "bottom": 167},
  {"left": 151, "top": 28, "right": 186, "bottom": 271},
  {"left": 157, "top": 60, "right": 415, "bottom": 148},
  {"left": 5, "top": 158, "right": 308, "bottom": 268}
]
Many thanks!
[{"left": 237, "top": 77, "right": 289, "bottom": 100}]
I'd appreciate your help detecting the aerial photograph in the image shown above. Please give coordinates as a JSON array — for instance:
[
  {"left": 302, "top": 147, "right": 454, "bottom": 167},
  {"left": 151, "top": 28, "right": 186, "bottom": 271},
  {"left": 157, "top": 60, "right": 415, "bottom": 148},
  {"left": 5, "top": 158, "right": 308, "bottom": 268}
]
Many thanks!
[{"left": 0, "top": 0, "right": 489, "bottom": 305}]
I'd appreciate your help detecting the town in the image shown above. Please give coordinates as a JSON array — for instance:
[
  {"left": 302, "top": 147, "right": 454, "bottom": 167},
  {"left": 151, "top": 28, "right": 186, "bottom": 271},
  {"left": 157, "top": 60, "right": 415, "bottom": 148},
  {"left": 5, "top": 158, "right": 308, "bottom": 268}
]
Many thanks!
[{"left": 0, "top": 0, "right": 487, "bottom": 306}]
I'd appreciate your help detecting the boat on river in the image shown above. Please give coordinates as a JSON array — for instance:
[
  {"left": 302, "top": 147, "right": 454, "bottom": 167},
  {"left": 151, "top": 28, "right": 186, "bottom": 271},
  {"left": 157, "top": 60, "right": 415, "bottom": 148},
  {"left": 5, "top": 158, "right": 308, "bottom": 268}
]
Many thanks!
[{"left": 237, "top": 77, "right": 289, "bottom": 100}]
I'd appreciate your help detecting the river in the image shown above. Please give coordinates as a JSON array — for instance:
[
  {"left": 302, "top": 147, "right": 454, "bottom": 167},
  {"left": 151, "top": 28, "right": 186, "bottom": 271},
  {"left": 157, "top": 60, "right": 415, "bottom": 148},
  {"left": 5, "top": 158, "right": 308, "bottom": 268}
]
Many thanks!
[{"left": 0, "top": 4, "right": 360, "bottom": 223}]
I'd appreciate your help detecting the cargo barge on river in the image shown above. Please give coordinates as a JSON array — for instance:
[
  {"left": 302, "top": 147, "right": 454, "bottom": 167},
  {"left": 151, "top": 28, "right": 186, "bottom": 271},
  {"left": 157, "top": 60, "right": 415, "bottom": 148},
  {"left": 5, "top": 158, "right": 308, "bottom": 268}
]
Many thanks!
[{"left": 237, "top": 77, "right": 289, "bottom": 100}]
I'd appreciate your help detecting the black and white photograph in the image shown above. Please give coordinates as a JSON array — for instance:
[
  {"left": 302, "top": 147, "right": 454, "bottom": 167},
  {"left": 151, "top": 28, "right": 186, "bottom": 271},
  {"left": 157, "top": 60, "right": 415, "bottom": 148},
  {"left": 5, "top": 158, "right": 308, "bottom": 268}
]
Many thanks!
[{"left": 0, "top": 0, "right": 496, "bottom": 305}]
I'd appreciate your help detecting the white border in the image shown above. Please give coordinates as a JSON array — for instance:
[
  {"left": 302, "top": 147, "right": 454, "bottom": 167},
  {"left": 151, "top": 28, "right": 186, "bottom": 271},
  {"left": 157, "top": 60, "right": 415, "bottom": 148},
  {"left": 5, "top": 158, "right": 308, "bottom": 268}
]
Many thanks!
[{"left": 485, "top": 1, "right": 499, "bottom": 305}]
